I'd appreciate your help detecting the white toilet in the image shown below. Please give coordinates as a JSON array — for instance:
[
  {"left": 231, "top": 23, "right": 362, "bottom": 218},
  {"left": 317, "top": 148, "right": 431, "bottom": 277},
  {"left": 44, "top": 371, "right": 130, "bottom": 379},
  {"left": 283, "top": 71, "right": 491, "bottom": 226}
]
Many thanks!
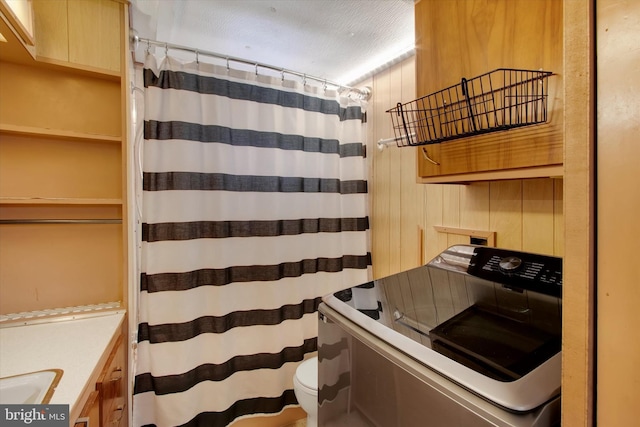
[{"left": 293, "top": 356, "right": 318, "bottom": 427}]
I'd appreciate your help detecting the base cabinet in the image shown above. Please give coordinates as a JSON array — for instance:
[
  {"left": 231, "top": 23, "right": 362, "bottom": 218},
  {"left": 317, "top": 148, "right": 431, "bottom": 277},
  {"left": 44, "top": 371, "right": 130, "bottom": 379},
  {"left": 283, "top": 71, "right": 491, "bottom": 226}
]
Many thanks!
[
  {"left": 74, "top": 329, "right": 127, "bottom": 427},
  {"left": 97, "top": 333, "right": 127, "bottom": 427}
]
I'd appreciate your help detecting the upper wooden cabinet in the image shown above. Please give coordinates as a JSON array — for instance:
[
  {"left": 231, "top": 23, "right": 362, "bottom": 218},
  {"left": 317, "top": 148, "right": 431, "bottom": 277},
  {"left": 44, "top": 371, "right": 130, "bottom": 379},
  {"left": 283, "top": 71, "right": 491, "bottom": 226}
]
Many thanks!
[
  {"left": 32, "top": 0, "right": 121, "bottom": 75},
  {"left": 414, "top": 0, "right": 563, "bottom": 182}
]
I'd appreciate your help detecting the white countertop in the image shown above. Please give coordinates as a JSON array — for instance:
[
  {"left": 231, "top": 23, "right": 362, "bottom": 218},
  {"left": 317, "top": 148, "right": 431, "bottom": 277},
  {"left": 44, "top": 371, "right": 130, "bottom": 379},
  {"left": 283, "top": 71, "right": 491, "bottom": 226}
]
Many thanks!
[{"left": 0, "top": 311, "right": 125, "bottom": 411}]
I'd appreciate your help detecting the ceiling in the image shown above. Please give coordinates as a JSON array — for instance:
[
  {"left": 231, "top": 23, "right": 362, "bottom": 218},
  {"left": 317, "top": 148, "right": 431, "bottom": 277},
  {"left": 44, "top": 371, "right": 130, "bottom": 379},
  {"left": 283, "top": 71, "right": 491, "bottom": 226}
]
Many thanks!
[{"left": 129, "top": 0, "right": 415, "bottom": 87}]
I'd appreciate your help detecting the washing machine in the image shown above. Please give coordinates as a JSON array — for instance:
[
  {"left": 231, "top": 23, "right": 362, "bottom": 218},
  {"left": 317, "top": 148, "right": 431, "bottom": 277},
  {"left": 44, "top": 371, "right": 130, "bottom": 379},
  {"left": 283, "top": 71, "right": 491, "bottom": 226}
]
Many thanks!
[{"left": 318, "top": 245, "right": 562, "bottom": 426}]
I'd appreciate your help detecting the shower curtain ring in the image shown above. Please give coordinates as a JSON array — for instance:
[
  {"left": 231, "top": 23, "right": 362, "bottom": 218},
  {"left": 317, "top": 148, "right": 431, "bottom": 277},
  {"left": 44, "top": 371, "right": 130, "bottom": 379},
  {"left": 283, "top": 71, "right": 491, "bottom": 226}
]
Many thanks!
[
  {"left": 226, "top": 57, "right": 230, "bottom": 72},
  {"left": 164, "top": 43, "right": 168, "bottom": 56},
  {"left": 255, "top": 64, "right": 259, "bottom": 76},
  {"left": 195, "top": 49, "right": 199, "bottom": 64},
  {"left": 146, "top": 40, "right": 150, "bottom": 54},
  {"left": 281, "top": 69, "right": 285, "bottom": 83},
  {"left": 302, "top": 74, "right": 307, "bottom": 86}
]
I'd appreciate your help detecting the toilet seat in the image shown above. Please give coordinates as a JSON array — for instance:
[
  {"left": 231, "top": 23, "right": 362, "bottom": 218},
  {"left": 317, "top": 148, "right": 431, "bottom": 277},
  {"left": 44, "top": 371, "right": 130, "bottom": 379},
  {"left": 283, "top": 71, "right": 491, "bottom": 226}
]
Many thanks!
[{"left": 295, "top": 357, "right": 318, "bottom": 394}]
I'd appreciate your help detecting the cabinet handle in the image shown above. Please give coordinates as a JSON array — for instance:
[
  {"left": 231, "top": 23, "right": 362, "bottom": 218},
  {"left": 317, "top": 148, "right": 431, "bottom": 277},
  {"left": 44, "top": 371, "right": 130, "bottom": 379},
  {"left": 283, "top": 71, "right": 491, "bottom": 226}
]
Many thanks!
[
  {"left": 110, "top": 405, "right": 125, "bottom": 425},
  {"left": 421, "top": 147, "right": 440, "bottom": 165},
  {"left": 109, "top": 367, "right": 123, "bottom": 382}
]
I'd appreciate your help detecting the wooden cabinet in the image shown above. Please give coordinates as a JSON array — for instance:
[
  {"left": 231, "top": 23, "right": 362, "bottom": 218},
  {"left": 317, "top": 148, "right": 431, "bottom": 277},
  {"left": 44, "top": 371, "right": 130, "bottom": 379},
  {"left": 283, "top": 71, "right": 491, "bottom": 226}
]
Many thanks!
[
  {"left": 0, "top": 0, "right": 128, "bottom": 315},
  {"left": 97, "top": 332, "right": 127, "bottom": 427},
  {"left": 32, "top": 0, "right": 121, "bottom": 75},
  {"left": 414, "top": 0, "right": 563, "bottom": 182},
  {"left": 74, "top": 326, "right": 128, "bottom": 427}
]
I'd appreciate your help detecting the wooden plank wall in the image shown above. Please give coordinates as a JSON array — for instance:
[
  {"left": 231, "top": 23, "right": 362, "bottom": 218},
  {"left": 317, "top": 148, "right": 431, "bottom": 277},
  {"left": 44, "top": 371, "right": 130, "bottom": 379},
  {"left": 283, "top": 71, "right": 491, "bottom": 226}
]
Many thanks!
[{"left": 366, "top": 56, "right": 564, "bottom": 280}]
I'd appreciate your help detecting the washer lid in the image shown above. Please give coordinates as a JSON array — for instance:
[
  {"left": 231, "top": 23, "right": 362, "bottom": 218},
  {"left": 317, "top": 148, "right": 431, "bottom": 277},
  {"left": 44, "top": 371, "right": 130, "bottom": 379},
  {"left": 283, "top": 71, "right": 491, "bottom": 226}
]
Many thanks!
[{"left": 296, "top": 357, "right": 317, "bottom": 389}]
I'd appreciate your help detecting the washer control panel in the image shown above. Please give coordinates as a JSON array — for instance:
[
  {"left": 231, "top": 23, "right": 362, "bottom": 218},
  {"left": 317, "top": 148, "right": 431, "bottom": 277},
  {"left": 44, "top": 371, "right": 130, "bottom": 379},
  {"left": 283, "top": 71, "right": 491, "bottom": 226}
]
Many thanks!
[{"left": 467, "top": 247, "right": 562, "bottom": 297}]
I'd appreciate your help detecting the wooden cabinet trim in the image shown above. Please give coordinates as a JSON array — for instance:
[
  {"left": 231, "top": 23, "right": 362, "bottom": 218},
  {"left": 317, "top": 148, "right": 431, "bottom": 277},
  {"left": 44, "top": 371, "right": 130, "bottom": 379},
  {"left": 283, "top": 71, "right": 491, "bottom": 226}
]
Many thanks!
[
  {"left": 562, "top": 0, "right": 595, "bottom": 425},
  {"left": 417, "top": 165, "right": 563, "bottom": 184}
]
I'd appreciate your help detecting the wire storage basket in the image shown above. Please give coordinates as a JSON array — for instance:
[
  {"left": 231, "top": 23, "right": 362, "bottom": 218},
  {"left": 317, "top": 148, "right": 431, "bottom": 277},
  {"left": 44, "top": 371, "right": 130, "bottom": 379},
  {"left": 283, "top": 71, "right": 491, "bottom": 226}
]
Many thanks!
[{"left": 387, "top": 68, "right": 553, "bottom": 147}]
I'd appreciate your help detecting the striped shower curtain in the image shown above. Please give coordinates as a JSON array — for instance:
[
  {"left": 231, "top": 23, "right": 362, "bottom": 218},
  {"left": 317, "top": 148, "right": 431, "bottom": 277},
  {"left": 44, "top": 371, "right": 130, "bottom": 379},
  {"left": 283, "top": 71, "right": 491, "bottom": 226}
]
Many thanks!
[{"left": 132, "top": 55, "right": 370, "bottom": 427}]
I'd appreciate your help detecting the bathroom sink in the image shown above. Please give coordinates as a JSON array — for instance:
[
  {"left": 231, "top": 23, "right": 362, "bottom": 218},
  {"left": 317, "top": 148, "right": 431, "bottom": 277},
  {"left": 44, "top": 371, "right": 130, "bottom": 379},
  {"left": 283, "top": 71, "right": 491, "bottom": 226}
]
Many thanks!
[{"left": 0, "top": 369, "right": 63, "bottom": 404}]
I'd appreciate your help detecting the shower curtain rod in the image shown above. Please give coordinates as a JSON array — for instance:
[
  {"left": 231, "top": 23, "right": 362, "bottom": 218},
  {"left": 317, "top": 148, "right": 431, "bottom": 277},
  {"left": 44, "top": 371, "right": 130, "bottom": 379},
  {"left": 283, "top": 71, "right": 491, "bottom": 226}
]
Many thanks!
[{"left": 132, "top": 35, "right": 372, "bottom": 100}]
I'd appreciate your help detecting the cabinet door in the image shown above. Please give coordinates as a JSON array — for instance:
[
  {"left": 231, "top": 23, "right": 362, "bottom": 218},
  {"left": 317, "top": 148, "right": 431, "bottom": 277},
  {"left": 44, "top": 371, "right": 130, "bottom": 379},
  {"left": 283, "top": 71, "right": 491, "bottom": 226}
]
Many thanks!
[
  {"left": 414, "top": 0, "right": 563, "bottom": 181},
  {"left": 67, "top": 0, "right": 121, "bottom": 72},
  {"left": 33, "top": 0, "right": 68, "bottom": 62},
  {"left": 32, "top": 0, "right": 121, "bottom": 73}
]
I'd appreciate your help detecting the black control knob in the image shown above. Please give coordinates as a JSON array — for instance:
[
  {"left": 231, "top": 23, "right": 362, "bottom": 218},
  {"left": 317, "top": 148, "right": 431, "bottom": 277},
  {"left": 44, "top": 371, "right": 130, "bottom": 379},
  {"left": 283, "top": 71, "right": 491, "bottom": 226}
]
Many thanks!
[{"left": 499, "top": 256, "right": 523, "bottom": 274}]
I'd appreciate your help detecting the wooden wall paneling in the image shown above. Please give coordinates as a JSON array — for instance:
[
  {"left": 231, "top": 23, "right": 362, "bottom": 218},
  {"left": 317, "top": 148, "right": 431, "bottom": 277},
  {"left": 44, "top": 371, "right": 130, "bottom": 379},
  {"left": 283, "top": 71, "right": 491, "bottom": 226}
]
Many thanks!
[
  {"left": 67, "top": 0, "right": 120, "bottom": 72},
  {"left": 522, "top": 178, "right": 555, "bottom": 255},
  {"left": 371, "top": 68, "right": 392, "bottom": 279},
  {"left": 398, "top": 56, "right": 423, "bottom": 271},
  {"left": 488, "top": 180, "right": 523, "bottom": 251},
  {"left": 460, "top": 183, "right": 490, "bottom": 234},
  {"left": 441, "top": 185, "right": 465, "bottom": 248},
  {"left": 387, "top": 63, "right": 404, "bottom": 273},
  {"left": 442, "top": 186, "right": 460, "bottom": 228},
  {"left": 423, "top": 184, "right": 445, "bottom": 262},
  {"left": 596, "top": 0, "right": 640, "bottom": 424},
  {"left": 563, "top": 0, "right": 595, "bottom": 424},
  {"left": 32, "top": 0, "right": 68, "bottom": 62}
]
